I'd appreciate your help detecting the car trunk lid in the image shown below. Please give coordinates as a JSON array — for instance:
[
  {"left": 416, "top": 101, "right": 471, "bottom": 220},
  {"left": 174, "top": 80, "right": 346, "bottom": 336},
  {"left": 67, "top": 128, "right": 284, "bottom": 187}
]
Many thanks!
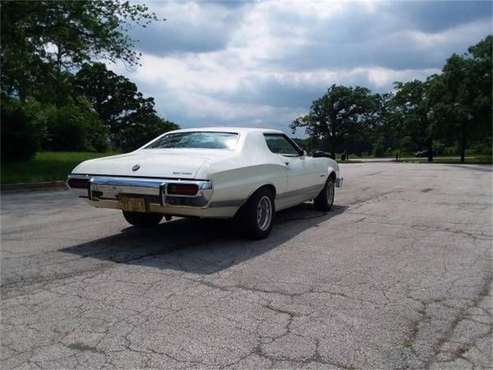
[{"left": 73, "top": 149, "right": 232, "bottom": 179}]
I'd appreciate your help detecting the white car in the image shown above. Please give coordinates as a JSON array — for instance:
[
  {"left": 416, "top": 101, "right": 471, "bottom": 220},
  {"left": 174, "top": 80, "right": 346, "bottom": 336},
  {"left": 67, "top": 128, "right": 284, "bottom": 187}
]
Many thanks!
[{"left": 67, "top": 127, "right": 343, "bottom": 239}]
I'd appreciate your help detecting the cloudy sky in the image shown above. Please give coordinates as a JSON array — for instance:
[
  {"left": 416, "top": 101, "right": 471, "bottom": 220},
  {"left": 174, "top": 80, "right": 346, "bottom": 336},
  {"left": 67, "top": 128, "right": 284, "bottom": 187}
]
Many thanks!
[{"left": 112, "top": 0, "right": 492, "bottom": 134}]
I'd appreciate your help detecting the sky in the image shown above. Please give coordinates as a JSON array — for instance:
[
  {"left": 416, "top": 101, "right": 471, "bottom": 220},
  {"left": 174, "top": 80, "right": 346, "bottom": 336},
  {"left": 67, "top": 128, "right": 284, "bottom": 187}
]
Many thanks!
[{"left": 111, "top": 0, "right": 492, "bottom": 135}]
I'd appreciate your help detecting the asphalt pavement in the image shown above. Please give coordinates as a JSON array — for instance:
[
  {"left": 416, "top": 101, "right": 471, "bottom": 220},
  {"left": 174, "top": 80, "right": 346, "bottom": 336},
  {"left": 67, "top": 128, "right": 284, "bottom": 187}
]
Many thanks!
[{"left": 1, "top": 162, "right": 492, "bottom": 369}]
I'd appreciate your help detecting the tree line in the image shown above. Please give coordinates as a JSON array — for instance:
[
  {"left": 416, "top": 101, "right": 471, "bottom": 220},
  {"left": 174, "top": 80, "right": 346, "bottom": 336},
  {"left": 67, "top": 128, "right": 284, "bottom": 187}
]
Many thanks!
[
  {"left": 1, "top": 1, "right": 491, "bottom": 164},
  {"left": 292, "top": 36, "right": 492, "bottom": 162},
  {"left": 1, "top": 0, "right": 177, "bottom": 162}
]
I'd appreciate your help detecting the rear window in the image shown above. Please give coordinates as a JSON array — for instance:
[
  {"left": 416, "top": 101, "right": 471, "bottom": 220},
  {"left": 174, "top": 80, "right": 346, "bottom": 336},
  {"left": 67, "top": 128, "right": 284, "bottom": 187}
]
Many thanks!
[{"left": 144, "top": 132, "right": 239, "bottom": 150}]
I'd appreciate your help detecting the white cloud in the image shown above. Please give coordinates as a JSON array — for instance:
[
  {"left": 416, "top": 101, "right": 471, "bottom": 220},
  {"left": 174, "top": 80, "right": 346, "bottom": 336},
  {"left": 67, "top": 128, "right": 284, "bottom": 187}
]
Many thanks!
[{"left": 112, "top": 0, "right": 492, "bottom": 133}]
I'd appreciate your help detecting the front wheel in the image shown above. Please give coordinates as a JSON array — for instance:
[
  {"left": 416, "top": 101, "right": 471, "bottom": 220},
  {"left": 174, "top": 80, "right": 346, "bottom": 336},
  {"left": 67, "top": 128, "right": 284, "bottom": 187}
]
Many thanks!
[
  {"left": 239, "top": 188, "right": 275, "bottom": 240},
  {"left": 123, "top": 211, "right": 163, "bottom": 227},
  {"left": 314, "top": 177, "right": 335, "bottom": 211}
]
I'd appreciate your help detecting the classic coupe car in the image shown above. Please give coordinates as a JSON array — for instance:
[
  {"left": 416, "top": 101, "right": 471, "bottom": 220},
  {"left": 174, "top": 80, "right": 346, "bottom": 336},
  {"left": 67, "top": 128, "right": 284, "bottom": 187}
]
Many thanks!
[{"left": 67, "top": 127, "right": 343, "bottom": 239}]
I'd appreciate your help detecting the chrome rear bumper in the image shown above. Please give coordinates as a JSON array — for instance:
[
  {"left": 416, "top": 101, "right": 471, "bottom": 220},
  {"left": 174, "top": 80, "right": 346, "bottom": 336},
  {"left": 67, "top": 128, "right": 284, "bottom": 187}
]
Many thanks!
[{"left": 67, "top": 174, "right": 213, "bottom": 209}]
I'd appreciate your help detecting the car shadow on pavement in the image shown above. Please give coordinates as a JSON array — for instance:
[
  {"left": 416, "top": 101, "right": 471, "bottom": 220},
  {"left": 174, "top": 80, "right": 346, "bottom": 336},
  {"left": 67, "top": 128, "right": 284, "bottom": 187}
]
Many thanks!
[{"left": 61, "top": 204, "right": 348, "bottom": 275}]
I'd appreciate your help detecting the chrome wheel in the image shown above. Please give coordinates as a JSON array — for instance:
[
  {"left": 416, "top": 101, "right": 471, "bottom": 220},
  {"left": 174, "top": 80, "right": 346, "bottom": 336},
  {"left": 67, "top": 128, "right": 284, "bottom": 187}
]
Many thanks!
[{"left": 256, "top": 195, "right": 272, "bottom": 231}]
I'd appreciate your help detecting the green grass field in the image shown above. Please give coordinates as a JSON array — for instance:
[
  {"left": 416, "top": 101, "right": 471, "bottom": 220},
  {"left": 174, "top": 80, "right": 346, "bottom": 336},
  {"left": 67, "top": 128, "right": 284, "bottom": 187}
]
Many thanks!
[{"left": 1, "top": 151, "right": 116, "bottom": 184}]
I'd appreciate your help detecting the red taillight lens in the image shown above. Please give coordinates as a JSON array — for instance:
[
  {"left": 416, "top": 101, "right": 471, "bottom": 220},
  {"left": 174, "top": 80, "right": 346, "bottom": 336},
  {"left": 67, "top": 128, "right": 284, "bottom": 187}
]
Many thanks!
[
  {"left": 68, "top": 178, "right": 89, "bottom": 189},
  {"left": 167, "top": 183, "right": 198, "bottom": 196}
]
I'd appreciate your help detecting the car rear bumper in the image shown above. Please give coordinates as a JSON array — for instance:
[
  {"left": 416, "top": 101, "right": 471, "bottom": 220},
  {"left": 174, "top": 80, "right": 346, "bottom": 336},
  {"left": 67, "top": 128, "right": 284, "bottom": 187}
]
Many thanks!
[{"left": 67, "top": 174, "right": 237, "bottom": 218}]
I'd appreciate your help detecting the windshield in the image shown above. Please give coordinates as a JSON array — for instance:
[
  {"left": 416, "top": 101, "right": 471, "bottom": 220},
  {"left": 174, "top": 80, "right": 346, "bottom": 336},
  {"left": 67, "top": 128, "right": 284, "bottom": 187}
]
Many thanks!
[{"left": 144, "top": 132, "right": 239, "bottom": 150}]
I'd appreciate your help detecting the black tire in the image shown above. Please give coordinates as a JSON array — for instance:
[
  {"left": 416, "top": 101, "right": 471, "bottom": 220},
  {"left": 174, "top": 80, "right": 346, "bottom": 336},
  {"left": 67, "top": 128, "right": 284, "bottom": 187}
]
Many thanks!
[
  {"left": 314, "top": 177, "right": 335, "bottom": 211},
  {"left": 122, "top": 211, "right": 163, "bottom": 227},
  {"left": 238, "top": 187, "right": 275, "bottom": 240}
]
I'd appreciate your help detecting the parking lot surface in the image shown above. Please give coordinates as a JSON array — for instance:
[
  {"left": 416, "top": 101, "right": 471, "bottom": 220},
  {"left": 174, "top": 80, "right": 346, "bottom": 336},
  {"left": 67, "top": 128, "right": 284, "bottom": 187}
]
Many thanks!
[{"left": 1, "top": 163, "right": 492, "bottom": 369}]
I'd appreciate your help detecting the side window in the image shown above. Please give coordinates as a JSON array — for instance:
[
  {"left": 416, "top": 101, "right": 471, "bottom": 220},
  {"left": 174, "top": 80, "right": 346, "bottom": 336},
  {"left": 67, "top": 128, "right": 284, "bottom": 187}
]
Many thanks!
[{"left": 264, "top": 134, "right": 302, "bottom": 156}]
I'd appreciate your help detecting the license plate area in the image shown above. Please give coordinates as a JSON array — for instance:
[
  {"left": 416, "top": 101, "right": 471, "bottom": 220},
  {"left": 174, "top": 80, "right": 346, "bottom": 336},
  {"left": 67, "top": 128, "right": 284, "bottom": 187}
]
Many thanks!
[{"left": 120, "top": 196, "right": 147, "bottom": 213}]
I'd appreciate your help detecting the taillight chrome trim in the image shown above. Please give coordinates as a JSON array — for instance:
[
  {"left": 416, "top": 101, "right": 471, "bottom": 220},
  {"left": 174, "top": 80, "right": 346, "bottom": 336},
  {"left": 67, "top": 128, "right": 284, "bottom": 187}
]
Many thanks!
[{"left": 159, "top": 180, "right": 213, "bottom": 207}]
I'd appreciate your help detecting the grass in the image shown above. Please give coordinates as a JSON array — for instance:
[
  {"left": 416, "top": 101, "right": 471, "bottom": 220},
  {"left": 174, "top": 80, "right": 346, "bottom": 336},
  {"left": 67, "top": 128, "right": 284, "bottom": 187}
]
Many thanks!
[{"left": 1, "top": 151, "right": 116, "bottom": 184}]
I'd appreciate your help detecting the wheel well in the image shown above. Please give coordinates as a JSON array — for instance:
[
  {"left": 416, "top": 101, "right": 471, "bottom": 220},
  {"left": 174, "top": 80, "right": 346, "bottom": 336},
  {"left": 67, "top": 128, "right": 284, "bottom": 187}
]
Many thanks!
[
  {"left": 329, "top": 171, "right": 336, "bottom": 181},
  {"left": 257, "top": 184, "right": 276, "bottom": 198},
  {"left": 233, "top": 184, "right": 276, "bottom": 218}
]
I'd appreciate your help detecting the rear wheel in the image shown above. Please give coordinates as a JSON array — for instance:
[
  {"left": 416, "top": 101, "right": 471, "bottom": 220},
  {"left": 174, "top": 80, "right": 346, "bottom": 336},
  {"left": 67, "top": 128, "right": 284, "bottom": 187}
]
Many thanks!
[
  {"left": 123, "top": 211, "right": 163, "bottom": 227},
  {"left": 314, "top": 177, "right": 335, "bottom": 211},
  {"left": 239, "top": 187, "right": 275, "bottom": 239}
]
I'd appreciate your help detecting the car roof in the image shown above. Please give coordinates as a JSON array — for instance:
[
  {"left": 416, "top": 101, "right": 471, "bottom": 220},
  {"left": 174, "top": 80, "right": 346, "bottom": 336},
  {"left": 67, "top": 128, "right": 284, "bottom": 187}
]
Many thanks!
[{"left": 167, "top": 127, "right": 285, "bottom": 135}]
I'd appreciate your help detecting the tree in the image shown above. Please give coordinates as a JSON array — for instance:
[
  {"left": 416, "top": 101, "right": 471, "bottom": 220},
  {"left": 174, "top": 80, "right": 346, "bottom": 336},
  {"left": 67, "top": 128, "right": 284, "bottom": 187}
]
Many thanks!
[
  {"left": 370, "top": 93, "right": 401, "bottom": 155},
  {"left": 72, "top": 63, "right": 177, "bottom": 150},
  {"left": 73, "top": 63, "right": 145, "bottom": 131},
  {"left": 39, "top": 98, "right": 109, "bottom": 152},
  {"left": 391, "top": 79, "right": 436, "bottom": 162},
  {"left": 290, "top": 85, "right": 378, "bottom": 157},
  {"left": 1, "top": 98, "right": 41, "bottom": 161},
  {"left": 118, "top": 113, "right": 179, "bottom": 152},
  {"left": 0, "top": 0, "right": 160, "bottom": 102},
  {"left": 432, "top": 36, "right": 492, "bottom": 162}
]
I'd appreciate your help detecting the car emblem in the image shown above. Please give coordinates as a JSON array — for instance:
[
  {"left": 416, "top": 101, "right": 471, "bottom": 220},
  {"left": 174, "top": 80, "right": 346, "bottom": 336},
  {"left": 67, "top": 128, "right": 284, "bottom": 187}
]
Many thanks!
[{"left": 132, "top": 164, "right": 140, "bottom": 172}]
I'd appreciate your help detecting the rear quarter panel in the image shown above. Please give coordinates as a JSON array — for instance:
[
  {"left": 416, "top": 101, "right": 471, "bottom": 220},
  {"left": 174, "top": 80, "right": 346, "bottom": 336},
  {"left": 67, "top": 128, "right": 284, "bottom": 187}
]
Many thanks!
[{"left": 208, "top": 164, "right": 287, "bottom": 208}]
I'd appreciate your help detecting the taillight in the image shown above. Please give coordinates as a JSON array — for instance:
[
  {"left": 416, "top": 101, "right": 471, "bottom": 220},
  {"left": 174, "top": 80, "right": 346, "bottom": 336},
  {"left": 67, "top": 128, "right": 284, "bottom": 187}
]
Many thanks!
[
  {"left": 68, "top": 178, "right": 89, "bottom": 189},
  {"left": 167, "top": 183, "right": 198, "bottom": 196}
]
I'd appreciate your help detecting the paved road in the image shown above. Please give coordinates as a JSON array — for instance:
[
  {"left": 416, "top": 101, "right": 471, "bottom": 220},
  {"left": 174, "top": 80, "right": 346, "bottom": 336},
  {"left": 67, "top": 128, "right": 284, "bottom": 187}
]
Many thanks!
[{"left": 1, "top": 163, "right": 492, "bottom": 369}]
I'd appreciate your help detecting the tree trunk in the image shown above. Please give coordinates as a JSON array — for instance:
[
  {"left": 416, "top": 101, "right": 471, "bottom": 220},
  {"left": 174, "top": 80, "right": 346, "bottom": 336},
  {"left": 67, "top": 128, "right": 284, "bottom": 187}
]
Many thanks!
[
  {"left": 18, "top": 85, "right": 27, "bottom": 102},
  {"left": 55, "top": 44, "right": 63, "bottom": 106},
  {"left": 427, "top": 139, "right": 433, "bottom": 163},
  {"left": 330, "top": 139, "right": 336, "bottom": 159},
  {"left": 460, "top": 121, "right": 466, "bottom": 163},
  {"left": 329, "top": 115, "right": 337, "bottom": 159},
  {"left": 18, "top": 69, "right": 29, "bottom": 102}
]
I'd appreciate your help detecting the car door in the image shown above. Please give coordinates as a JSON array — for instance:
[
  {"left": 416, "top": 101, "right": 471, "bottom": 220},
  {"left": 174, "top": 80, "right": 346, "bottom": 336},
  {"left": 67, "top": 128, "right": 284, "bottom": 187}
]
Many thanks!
[{"left": 264, "top": 134, "right": 312, "bottom": 205}]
